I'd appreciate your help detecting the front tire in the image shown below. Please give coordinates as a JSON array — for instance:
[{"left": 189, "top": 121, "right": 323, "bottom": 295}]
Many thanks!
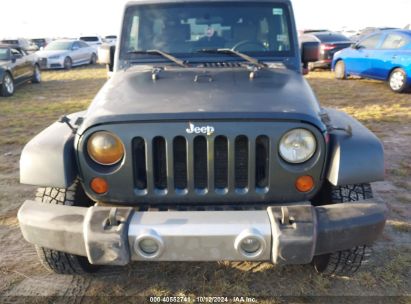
[
  {"left": 0, "top": 72, "right": 15, "bottom": 97},
  {"left": 334, "top": 60, "right": 347, "bottom": 80},
  {"left": 389, "top": 68, "right": 408, "bottom": 93},
  {"left": 35, "top": 180, "right": 98, "bottom": 274},
  {"left": 312, "top": 184, "right": 373, "bottom": 276},
  {"left": 31, "top": 64, "right": 41, "bottom": 84},
  {"left": 90, "top": 53, "right": 97, "bottom": 65},
  {"left": 63, "top": 57, "right": 72, "bottom": 70}
]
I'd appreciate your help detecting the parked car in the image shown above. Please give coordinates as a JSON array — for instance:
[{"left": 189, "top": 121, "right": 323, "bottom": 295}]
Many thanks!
[
  {"left": 0, "top": 38, "right": 37, "bottom": 52},
  {"left": 18, "top": 0, "right": 386, "bottom": 277},
  {"left": 333, "top": 29, "right": 411, "bottom": 93},
  {"left": 36, "top": 40, "right": 97, "bottom": 70},
  {"left": 79, "top": 36, "right": 103, "bottom": 51},
  {"left": 29, "top": 38, "right": 52, "bottom": 50},
  {"left": 301, "top": 32, "right": 352, "bottom": 70},
  {"left": 0, "top": 44, "right": 41, "bottom": 97}
]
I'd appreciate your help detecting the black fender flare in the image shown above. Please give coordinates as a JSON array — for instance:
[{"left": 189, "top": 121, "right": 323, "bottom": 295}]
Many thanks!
[
  {"left": 325, "top": 108, "right": 385, "bottom": 186},
  {"left": 20, "top": 111, "right": 86, "bottom": 188}
]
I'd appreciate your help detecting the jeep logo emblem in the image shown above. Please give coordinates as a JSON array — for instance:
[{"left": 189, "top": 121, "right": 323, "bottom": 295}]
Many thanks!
[{"left": 186, "top": 123, "right": 215, "bottom": 136}]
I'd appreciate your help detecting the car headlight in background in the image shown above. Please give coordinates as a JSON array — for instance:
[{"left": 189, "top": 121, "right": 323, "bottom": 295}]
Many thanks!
[
  {"left": 279, "top": 129, "right": 316, "bottom": 164},
  {"left": 49, "top": 55, "right": 61, "bottom": 60},
  {"left": 87, "top": 131, "right": 125, "bottom": 165}
]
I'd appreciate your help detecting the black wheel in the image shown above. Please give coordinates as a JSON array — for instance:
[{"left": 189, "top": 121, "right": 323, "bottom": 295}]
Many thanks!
[
  {"left": 35, "top": 180, "right": 98, "bottom": 274},
  {"left": 63, "top": 56, "right": 72, "bottom": 70},
  {"left": 312, "top": 183, "right": 373, "bottom": 276},
  {"left": 31, "top": 64, "right": 41, "bottom": 84},
  {"left": 334, "top": 60, "right": 346, "bottom": 80},
  {"left": 90, "top": 53, "right": 97, "bottom": 65},
  {"left": 0, "top": 72, "right": 15, "bottom": 97},
  {"left": 388, "top": 68, "right": 408, "bottom": 93},
  {"left": 312, "top": 246, "right": 372, "bottom": 276}
]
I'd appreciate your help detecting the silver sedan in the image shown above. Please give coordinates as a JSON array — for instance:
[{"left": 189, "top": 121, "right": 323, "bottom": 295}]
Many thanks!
[{"left": 36, "top": 40, "right": 97, "bottom": 70}]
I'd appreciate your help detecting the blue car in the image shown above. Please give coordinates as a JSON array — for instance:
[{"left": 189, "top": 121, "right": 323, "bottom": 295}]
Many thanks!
[{"left": 332, "top": 30, "right": 411, "bottom": 93}]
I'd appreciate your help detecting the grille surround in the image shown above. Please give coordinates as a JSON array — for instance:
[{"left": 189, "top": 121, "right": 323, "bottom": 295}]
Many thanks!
[{"left": 79, "top": 122, "right": 325, "bottom": 205}]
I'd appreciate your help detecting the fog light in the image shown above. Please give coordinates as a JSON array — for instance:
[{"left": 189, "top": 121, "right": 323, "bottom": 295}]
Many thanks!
[
  {"left": 240, "top": 237, "right": 261, "bottom": 254},
  {"left": 234, "top": 229, "right": 266, "bottom": 259},
  {"left": 139, "top": 238, "right": 159, "bottom": 255},
  {"left": 134, "top": 230, "right": 164, "bottom": 259}
]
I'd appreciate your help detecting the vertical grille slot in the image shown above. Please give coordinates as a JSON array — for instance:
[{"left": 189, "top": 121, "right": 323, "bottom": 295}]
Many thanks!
[
  {"left": 214, "top": 136, "right": 228, "bottom": 189},
  {"left": 235, "top": 136, "right": 248, "bottom": 189},
  {"left": 133, "top": 137, "right": 147, "bottom": 190},
  {"left": 194, "top": 136, "right": 208, "bottom": 189},
  {"left": 152, "top": 137, "right": 167, "bottom": 190},
  {"left": 173, "top": 136, "right": 187, "bottom": 190},
  {"left": 255, "top": 136, "right": 269, "bottom": 188}
]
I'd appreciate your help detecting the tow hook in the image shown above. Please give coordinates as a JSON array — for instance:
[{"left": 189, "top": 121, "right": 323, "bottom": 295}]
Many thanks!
[
  {"left": 281, "top": 206, "right": 292, "bottom": 225},
  {"left": 106, "top": 207, "right": 120, "bottom": 227}
]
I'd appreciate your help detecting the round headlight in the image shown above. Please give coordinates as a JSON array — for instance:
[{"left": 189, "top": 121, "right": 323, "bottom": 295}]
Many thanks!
[
  {"left": 87, "top": 131, "right": 124, "bottom": 165},
  {"left": 279, "top": 129, "right": 316, "bottom": 164}
]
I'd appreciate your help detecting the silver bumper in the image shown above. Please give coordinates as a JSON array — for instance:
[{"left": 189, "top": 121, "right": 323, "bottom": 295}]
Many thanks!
[{"left": 18, "top": 200, "right": 386, "bottom": 266}]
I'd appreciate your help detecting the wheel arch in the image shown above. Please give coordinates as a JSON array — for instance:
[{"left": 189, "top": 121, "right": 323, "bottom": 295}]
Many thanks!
[
  {"left": 324, "top": 108, "right": 385, "bottom": 186},
  {"left": 20, "top": 111, "right": 86, "bottom": 188}
]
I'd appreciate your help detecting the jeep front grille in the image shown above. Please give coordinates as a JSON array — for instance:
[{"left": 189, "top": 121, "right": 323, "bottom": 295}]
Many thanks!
[{"left": 132, "top": 134, "right": 270, "bottom": 199}]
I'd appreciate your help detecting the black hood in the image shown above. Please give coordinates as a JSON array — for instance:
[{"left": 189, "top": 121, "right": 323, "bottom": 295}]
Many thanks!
[{"left": 80, "top": 67, "right": 325, "bottom": 133}]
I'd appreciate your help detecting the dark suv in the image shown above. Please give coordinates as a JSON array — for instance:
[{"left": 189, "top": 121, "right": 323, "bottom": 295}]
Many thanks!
[{"left": 18, "top": 0, "right": 386, "bottom": 276}]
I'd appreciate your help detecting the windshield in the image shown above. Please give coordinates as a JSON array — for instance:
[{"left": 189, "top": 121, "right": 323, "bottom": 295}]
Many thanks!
[
  {"left": 0, "top": 48, "right": 10, "bottom": 60},
  {"left": 121, "top": 2, "right": 294, "bottom": 61},
  {"left": 80, "top": 37, "right": 99, "bottom": 42},
  {"left": 315, "top": 33, "right": 350, "bottom": 43},
  {"left": 45, "top": 41, "right": 73, "bottom": 51}
]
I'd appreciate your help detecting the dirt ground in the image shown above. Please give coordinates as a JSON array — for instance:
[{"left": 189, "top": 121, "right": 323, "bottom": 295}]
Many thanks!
[{"left": 0, "top": 66, "right": 410, "bottom": 303}]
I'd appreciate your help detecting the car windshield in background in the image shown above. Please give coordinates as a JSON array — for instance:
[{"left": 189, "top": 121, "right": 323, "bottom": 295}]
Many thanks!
[
  {"left": 122, "top": 2, "right": 294, "bottom": 60},
  {"left": 0, "top": 48, "right": 9, "bottom": 60},
  {"left": 1, "top": 40, "right": 18, "bottom": 45},
  {"left": 45, "top": 41, "right": 73, "bottom": 51},
  {"left": 80, "top": 37, "right": 99, "bottom": 42},
  {"left": 314, "top": 33, "right": 350, "bottom": 42}
]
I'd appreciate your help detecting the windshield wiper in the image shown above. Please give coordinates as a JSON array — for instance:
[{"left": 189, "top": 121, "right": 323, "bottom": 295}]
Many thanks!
[
  {"left": 127, "top": 49, "right": 188, "bottom": 68},
  {"left": 198, "top": 48, "right": 267, "bottom": 69}
]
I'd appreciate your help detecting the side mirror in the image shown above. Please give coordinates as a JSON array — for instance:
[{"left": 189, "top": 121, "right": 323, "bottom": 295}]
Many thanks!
[
  {"left": 301, "top": 41, "right": 320, "bottom": 71},
  {"left": 72, "top": 46, "right": 79, "bottom": 51},
  {"left": 352, "top": 43, "right": 363, "bottom": 50},
  {"left": 12, "top": 54, "right": 22, "bottom": 62},
  {"left": 98, "top": 43, "right": 116, "bottom": 72}
]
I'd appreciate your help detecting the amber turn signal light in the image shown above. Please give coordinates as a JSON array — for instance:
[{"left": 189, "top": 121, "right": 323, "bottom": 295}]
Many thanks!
[
  {"left": 295, "top": 175, "right": 314, "bottom": 193},
  {"left": 90, "top": 177, "right": 109, "bottom": 194}
]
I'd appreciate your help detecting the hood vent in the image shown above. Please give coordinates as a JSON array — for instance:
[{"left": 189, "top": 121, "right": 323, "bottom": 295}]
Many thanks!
[{"left": 199, "top": 62, "right": 242, "bottom": 68}]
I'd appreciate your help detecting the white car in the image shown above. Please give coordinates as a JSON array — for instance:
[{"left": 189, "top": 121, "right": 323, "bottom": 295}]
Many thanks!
[
  {"left": 36, "top": 40, "right": 97, "bottom": 70},
  {"left": 79, "top": 36, "right": 103, "bottom": 52}
]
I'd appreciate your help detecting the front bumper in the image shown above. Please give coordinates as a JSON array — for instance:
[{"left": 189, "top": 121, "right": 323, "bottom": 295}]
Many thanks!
[{"left": 18, "top": 200, "right": 386, "bottom": 266}]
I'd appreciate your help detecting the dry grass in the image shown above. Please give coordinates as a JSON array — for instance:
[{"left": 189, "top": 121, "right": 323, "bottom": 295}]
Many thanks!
[
  {"left": 0, "top": 66, "right": 106, "bottom": 147},
  {"left": 0, "top": 67, "right": 410, "bottom": 300}
]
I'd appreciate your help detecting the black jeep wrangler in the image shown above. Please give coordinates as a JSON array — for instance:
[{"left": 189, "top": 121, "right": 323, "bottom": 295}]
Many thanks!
[{"left": 18, "top": 0, "right": 386, "bottom": 276}]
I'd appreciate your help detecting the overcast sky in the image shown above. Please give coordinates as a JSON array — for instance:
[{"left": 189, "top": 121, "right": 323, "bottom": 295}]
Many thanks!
[{"left": 0, "top": 0, "right": 410, "bottom": 38}]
